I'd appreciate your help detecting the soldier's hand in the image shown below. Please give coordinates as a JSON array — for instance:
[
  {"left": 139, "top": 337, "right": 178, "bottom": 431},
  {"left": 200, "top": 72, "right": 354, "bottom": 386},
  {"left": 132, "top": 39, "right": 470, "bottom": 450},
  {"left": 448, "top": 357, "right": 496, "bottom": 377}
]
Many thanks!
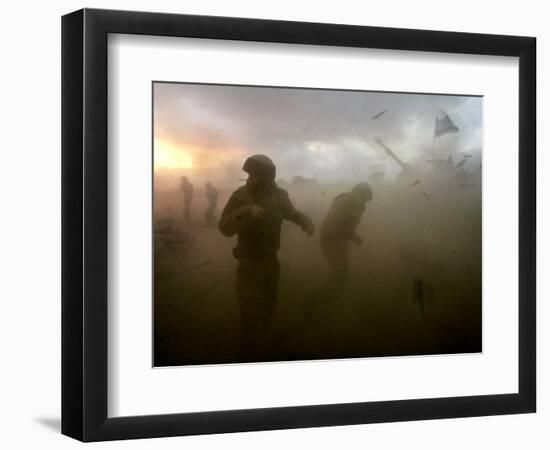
[
  {"left": 250, "top": 205, "right": 265, "bottom": 219},
  {"left": 303, "top": 220, "right": 315, "bottom": 237}
]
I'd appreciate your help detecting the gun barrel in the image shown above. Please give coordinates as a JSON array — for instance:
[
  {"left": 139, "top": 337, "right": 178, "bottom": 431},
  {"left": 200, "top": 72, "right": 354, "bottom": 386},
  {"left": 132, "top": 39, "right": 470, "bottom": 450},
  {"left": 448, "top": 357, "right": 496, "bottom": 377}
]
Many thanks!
[{"left": 384, "top": 145, "right": 409, "bottom": 171}]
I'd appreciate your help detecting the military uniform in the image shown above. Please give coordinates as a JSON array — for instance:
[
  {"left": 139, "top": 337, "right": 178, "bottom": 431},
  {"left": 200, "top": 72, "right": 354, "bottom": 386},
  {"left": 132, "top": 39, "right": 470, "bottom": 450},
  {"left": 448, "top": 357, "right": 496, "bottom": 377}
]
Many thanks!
[
  {"left": 320, "top": 184, "right": 371, "bottom": 290},
  {"left": 219, "top": 157, "right": 313, "bottom": 359}
]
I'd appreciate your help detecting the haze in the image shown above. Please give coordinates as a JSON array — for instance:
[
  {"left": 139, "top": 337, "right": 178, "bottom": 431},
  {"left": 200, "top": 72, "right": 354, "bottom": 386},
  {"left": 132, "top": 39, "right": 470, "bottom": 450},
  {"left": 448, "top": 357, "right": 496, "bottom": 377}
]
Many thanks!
[{"left": 153, "top": 82, "right": 482, "bottom": 190}]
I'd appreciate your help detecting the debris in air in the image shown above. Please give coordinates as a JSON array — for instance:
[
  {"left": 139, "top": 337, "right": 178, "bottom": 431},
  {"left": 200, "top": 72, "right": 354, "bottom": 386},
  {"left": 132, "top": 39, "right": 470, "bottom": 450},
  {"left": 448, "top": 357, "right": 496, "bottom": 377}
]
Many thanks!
[
  {"left": 412, "top": 276, "right": 435, "bottom": 324},
  {"left": 371, "top": 109, "right": 389, "bottom": 120},
  {"left": 434, "top": 110, "right": 460, "bottom": 137},
  {"left": 453, "top": 159, "right": 467, "bottom": 171}
]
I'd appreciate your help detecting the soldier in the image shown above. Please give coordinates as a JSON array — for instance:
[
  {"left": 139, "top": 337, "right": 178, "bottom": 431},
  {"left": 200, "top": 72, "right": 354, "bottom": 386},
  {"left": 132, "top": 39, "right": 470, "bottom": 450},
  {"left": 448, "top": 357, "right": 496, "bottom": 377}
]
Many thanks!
[
  {"left": 204, "top": 182, "right": 218, "bottom": 225},
  {"left": 218, "top": 154, "right": 315, "bottom": 359},
  {"left": 179, "top": 176, "right": 194, "bottom": 223},
  {"left": 320, "top": 182, "right": 373, "bottom": 292}
]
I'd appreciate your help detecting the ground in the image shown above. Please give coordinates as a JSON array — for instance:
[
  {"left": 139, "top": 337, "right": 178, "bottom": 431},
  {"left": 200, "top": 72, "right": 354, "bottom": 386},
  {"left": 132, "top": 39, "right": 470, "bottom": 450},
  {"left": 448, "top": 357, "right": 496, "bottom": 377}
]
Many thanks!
[{"left": 153, "top": 183, "right": 482, "bottom": 366}]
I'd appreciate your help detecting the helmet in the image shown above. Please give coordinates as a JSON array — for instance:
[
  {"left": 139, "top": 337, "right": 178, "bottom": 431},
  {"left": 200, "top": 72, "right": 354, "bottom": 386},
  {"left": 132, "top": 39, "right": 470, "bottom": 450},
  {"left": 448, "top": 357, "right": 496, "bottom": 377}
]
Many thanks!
[
  {"left": 242, "top": 154, "right": 276, "bottom": 180},
  {"left": 352, "top": 182, "right": 373, "bottom": 202}
]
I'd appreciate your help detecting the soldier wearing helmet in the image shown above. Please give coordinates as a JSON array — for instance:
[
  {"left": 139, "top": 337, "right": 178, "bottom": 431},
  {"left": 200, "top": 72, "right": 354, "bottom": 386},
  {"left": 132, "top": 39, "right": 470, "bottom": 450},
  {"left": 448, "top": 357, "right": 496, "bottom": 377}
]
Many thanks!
[
  {"left": 218, "top": 154, "right": 315, "bottom": 359},
  {"left": 320, "top": 182, "right": 373, "bottom": 291}
]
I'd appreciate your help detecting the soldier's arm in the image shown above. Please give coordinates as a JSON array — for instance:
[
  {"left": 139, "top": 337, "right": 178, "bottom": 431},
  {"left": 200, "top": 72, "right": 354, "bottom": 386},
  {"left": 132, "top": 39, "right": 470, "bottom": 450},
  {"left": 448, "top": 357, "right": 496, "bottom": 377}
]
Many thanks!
[
  {"left": 218, "top": 191, "right": 253, "bottom": 237},
  {"left": 280, "top": 191, "right": 315, "bottom": 236},
  {"left": 341, "top": 203, "right": 365, "bottom": 242}
]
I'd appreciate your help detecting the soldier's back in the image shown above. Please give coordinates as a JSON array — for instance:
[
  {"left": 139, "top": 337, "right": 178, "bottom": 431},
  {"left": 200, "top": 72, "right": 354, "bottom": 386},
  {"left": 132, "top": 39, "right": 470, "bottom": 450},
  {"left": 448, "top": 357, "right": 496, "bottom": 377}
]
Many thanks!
[{"left": 321, "top": 192, "right": 365, "bottom": 239}]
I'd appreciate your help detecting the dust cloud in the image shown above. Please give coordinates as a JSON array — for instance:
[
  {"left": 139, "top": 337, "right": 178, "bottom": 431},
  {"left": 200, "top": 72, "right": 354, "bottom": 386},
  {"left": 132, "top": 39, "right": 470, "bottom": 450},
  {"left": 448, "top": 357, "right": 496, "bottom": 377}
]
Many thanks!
[{"left": 153, "top": 83, "right": 482, "bottom": 366}]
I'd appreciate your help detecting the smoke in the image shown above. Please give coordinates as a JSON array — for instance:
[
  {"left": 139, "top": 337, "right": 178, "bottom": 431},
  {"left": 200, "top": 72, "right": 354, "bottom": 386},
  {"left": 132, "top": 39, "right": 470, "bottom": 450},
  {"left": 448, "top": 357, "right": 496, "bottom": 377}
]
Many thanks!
[
  {"left": 154, "top": 172, "right": 482, "bottom": 365},
  {"left": 153, "top": 82, "right": 482, "bottom": 191},
  {"left": 152, "top": 83, "right": 482, "bottom": 365}
]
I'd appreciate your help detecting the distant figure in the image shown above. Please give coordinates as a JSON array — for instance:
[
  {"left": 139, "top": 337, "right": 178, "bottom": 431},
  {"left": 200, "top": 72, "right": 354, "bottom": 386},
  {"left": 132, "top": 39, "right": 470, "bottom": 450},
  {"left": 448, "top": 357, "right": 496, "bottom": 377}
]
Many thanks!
[
  {"left": 179, "top": 176, "right": 194, "bottom": 223},
  {"left": 320, "top": 182, "right": 373, "bottom": 291},
  {"left": 204, "top": 182, "right": 218, "bottom": 225},
  {"left": 218, "top": 154, "right": 315, "bottom": 359}
]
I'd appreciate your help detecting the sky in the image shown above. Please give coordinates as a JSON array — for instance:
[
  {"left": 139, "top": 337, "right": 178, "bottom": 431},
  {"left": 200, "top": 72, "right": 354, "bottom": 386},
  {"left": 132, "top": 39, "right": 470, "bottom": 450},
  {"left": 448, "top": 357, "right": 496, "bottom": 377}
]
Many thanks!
[{"left": 153, "top": 82, "right": 482, "bottom": 185}]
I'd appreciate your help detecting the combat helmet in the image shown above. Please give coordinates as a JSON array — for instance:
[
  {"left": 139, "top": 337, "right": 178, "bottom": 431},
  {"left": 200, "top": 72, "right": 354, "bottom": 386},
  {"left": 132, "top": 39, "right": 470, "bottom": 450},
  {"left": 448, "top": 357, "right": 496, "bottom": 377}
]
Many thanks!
[
  {"left": 242, "top": 154, "right": 276, "bottom": 180},
  {"left": 352, "top": 182, "right": 373, "bottom": 202}
]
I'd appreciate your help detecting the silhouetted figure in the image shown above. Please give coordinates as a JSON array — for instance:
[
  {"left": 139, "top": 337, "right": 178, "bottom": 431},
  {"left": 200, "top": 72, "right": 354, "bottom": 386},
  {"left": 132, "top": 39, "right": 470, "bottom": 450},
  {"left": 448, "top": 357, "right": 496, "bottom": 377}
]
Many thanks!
[
  {"left": 204, "top": 182, "right": 218, "bottom": 225},
  {"left": 320, "top": 182, "right": 373, "bottom": 292},
  {"left": 179, "top": 176, "right": 194, "bottom": 223},
  {"left": 218, "top": 154, "right": 315, "bottom": 359}
]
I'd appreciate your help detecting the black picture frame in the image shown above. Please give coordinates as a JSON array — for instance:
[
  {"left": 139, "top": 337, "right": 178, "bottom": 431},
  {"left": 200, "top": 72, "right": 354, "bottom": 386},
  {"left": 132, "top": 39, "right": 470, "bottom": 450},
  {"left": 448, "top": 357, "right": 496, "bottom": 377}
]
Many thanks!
[{"left": 61, "top": 8, "right": 536, "bottom": 442}]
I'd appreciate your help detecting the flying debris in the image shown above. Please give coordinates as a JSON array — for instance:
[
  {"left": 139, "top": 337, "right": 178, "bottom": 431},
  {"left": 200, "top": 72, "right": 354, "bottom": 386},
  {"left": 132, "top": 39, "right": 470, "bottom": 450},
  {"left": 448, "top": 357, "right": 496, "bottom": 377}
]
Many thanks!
[
  {"left": 371, "top": 109, "right": 389, "bottom": 120},
  {"left": 453, "top": 159, "right": 467, "bottom": 171},
  {"left": 422, "top": 191, "right": 431, "bottom": 200},
  {"left": 411, "top": 180, "right": 421, "bottom": 187},
  {"left": 434, "top": 111, "right": 460, "bottom": 137},
  {"left": 412, "top": 276, "right": 435, "bottom": 324},
  {"left": 375, "top": 137, "right": 413, "bottom": 173},
  {"left": 412, "top": 277, "right": 425, "bottom": 322}
]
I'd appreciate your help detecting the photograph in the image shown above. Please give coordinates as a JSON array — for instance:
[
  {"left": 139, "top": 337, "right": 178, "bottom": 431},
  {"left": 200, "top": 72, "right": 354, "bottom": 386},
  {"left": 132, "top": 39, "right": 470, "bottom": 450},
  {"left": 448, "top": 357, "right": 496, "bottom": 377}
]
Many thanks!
[
  {"left": 153, "top": 82, "right": 483, "bottom": 366},
  {"left": 53, "top": 3, "right": 538, "bottom": 444}
]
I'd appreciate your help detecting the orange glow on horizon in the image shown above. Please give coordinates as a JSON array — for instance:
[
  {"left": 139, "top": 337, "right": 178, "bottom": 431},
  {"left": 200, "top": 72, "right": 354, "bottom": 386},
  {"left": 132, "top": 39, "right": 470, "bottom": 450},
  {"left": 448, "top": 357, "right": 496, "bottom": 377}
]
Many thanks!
[{"left": 154, "top": 138, "right": 193, "bottom": 169}]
